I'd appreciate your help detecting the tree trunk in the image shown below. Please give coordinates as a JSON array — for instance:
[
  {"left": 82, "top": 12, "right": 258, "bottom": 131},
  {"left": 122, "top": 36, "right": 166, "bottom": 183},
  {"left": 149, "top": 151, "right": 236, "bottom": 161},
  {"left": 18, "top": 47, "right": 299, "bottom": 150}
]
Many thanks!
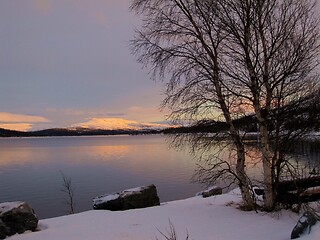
[
  {"left": 214, "top": 76, "right": 255, "bottom": 210},
  {"left": 234, "top": 135, "right": 255, "bottom": 209},
  {"left": 259, "top": 123, "right": 275, "bottom": 210}
]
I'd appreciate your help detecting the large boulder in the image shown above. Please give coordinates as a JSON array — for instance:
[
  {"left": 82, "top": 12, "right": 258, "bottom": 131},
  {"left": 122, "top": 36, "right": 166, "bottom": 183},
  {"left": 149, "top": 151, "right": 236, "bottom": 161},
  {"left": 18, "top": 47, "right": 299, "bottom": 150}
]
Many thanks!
[
  {"left": 93, "top": 185, "right": 160, "bottom": 211},
  {"left": 291, "top": 211, "right": 319, "bottom": 239},
  {"left": 0, "top": 202, "right": 38, "bottom": 239}
]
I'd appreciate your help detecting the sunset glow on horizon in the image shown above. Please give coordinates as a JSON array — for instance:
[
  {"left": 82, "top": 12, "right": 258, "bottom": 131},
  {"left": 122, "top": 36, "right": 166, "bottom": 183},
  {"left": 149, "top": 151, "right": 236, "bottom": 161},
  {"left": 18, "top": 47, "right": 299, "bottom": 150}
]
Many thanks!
[
  {"left": 0, "top": 112, "right": 50, "bottom": 131},
  {"left": 0, "top": 123, "right": 33, "bottom": 132},
  {"left": 0, "top": 111, "right": 170, "bottom": 131},
  {"left": 74, "top": 117, "right": 171, "bottom": 130}
]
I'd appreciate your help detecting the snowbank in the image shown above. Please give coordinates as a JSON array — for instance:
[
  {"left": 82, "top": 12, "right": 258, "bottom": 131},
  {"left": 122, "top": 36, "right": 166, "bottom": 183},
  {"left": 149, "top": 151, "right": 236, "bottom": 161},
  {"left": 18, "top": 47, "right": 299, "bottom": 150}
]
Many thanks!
[
  {"left": 7, "top": 189, "right": 320, "bottom": 240},
  {"left": 0, "top": 202, "right": 24, "bottom": 215}
]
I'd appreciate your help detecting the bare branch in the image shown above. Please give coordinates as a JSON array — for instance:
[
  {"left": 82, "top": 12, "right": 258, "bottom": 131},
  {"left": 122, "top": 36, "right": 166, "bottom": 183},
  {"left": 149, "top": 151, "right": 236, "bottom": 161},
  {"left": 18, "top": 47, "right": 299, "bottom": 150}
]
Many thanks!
[{"left": 60, "top": 171, "right": 76, "bottom": 214}]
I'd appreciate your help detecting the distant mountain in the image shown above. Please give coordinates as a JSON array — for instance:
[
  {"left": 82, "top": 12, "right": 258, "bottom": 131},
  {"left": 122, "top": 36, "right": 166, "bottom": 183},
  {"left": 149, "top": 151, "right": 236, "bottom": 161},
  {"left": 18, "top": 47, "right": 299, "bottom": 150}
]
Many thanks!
[
  {"left": 0, "top": 127, "right": 161, "bottom": 138},
  {"left": 74, "top": 118, "right": 170, "bottom": 131},
  {"left": 0, "top": 128, "right": 30, "bottom": 137}
]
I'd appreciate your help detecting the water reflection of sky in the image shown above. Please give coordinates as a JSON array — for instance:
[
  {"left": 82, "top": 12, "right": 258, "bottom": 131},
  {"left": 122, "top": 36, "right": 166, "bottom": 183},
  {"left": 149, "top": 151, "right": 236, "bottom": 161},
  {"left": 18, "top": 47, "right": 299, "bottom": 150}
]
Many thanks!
[
  {"left": 0, "top": 136, "right": 196, "bottom": 180},
  {"left": 0, "top": 136, "right": 318, "bottom": 219},
  {"left": 0, "top": 135, "right": 202, "bottom": 219}
]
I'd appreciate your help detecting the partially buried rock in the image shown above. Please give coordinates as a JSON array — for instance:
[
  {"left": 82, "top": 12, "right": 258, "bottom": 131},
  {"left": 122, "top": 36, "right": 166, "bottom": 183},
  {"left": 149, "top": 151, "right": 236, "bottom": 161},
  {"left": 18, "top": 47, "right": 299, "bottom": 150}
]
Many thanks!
[
  {"left": 93, "top": 184, "right": 160, "bottom": 211},
  {"left": 0, "top": 201, "right": 38, "bottom": 239},
  {"left": 291, "top": 211, "right": 319, "bottom": 239},
  {"left": 197, "top": 186, "right": 223, "bottom": 198}
]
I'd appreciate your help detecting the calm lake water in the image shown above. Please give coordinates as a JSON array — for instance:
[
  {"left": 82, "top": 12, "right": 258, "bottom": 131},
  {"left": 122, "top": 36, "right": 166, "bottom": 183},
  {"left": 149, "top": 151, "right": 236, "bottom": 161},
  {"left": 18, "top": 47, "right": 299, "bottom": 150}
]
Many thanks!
[
  {"left": 0, "top": 135, "right": 204, "bottom": 219},
  {"left": 0, "top": 134, "right": 319, "bottom": 219}
]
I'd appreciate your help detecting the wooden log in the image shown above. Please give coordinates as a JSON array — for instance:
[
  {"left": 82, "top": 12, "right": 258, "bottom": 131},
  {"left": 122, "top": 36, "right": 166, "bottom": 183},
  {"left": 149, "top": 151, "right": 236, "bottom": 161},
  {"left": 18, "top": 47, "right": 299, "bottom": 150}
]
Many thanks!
[
  {"left": 278, "top": 189, "right": 320, "bottom": 204},
  {"left": 255, "top": 177, "right": 320, "bottom": 205},
  {"left": 277, "top": 177, "right": 320, "bottom": 204},
  {"left": 278, "top": 176, "right": 320, "bottom": 192}
]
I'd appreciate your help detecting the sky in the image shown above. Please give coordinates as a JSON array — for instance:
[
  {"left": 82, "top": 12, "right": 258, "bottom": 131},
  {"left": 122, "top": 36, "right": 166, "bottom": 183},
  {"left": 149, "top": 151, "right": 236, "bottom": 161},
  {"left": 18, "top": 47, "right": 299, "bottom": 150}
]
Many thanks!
[{"left": 0, "top": 0, "right": 167, "bottom": 131}]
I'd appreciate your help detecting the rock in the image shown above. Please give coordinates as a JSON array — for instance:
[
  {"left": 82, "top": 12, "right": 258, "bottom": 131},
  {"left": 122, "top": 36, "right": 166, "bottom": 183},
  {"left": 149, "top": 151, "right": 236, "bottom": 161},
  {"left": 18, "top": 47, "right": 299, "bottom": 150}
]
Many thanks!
[
  {"left": 0, "top": 201, "right": 38, "bottom": 239},
  {"left": 197, "top": 186, "right": 223, "bottom": 198},
  {"left": 93, "top": 184, "right": 160, "bottom": 211},
  {"left": 291, "top": 211, "right": 319, "bottom": 239},
  {"left": 0, "top": 220, "right": 7, "bottom": 240}
]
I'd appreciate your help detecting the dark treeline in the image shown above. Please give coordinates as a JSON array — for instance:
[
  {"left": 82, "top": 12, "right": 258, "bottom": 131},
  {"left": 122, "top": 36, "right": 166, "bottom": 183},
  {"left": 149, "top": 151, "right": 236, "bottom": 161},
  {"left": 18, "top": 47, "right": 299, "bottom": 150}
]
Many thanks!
[{"left": 164, "top": 90, "right": 320, "bottom": 135}]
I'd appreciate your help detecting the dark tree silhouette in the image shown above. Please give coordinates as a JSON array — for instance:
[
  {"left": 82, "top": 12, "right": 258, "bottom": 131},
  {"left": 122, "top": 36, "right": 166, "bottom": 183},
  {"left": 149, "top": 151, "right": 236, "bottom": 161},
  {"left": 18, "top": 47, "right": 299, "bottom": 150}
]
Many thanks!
[{"left": 131, "top": 0, "right": 320, "bottom": 210}]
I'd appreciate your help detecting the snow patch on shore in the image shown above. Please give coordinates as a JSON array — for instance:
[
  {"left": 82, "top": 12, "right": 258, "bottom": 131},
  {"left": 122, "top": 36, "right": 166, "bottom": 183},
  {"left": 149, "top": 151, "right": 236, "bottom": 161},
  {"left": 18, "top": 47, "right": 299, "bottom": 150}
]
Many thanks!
[{"left": 7, "top": 190, "right": 320, "bottom": 240}]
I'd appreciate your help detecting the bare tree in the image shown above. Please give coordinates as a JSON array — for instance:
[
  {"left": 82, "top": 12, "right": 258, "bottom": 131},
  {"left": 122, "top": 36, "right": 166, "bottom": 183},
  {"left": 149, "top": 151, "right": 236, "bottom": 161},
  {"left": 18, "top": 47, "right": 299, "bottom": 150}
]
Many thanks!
[
  {"left": 217, "top": 0, "right": 320, "bottom": 210},
  {"left": 60, "top": 171, "right": 76, "bottom": 214},
  {"left": 131, "top": 0, "right": 320, "bottom": 211},
  {"left": 131, "top": 0, "right": 256, "bottom": 210}
]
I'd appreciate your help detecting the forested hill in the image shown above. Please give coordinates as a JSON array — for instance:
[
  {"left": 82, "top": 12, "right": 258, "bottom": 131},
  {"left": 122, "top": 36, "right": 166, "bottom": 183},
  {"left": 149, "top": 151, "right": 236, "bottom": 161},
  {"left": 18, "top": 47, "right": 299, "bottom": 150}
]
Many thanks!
[
  {"left": 0, "top": 128, "right": 160, "bottom": 138},
  {"left": 0, "top": 128, "right": 30, "bottom": 137},
  {"left": 164, "top": 90, "right": 320, "bottom": 135}
]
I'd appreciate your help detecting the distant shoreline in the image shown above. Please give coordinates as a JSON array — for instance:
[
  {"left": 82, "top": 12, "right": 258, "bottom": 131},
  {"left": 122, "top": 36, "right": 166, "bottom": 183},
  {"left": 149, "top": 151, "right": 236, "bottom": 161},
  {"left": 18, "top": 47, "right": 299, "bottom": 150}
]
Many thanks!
[
  {"left": 1, "top": 126, "right": 319, "bottom": 140},
  {"left": 0, "top": 127, "right": 162, "bottom": 138}
]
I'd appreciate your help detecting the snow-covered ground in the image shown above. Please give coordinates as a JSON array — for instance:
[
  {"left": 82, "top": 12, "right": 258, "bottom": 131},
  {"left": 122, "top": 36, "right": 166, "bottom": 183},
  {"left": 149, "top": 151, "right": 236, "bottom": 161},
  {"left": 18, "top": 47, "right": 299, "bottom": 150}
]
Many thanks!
[{"left": 7, "top": 189, "right": 320, "bottom": 240}]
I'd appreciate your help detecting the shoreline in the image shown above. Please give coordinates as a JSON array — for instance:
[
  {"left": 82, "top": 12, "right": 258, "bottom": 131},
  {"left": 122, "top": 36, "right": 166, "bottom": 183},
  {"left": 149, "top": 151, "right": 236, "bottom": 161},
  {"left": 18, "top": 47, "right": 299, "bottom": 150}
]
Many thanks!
[{"left": 7, "top": 189, "right": 320, "bottom": 240}]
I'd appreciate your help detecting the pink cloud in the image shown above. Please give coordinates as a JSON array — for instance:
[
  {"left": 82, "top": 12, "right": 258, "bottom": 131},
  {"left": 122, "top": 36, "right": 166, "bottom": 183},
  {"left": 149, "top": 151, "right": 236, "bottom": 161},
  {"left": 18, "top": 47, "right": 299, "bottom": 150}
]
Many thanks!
[
  {"left": 0, "top": 123, "right": 33, "bottom": 132},
  {"left": 0, "top": 112, "right": 50, "bottom": 123},
  {"left": 0, "top": 112, "right": 50, "bottom": 131}
]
